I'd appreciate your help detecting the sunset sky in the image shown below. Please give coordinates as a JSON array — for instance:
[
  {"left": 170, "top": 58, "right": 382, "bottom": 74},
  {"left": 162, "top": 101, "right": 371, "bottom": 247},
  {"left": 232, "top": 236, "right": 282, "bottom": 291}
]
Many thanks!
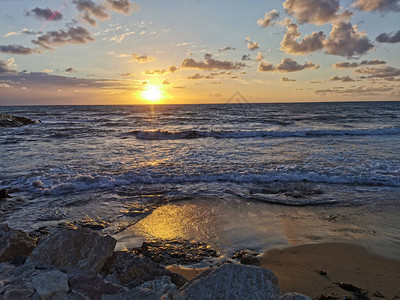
[{"left": 0, "top": 0, "right": 399, "bottom": 105}]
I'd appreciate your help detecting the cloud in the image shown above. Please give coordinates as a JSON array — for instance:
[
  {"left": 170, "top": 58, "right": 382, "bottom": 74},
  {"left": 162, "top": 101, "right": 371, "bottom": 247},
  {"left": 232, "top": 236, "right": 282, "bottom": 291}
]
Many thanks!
[
  {"left": 316, "top": 86, "right": 393, "bottom": 95},
  {"left": 257, "top": 9, "right": 280, "bottom": 27},
  {"left": 258, "top": 58, "right": 319, "bottom": 72},
  {"left": 120, "top": 72, "right": 135, "bottom": 76},
  {"left": 280, "top": 20, "right": 325, "bottom": 55},
  {"left": 333, "top": 59, "right": 386, "bottom": 68},
  {"left": 283, "top": 0, "right": 353, "bottom": 25},
  {"left": 353, "top": 0, "right": 400, "bottom": 12},
  {"left": 65, "top": 67, "right": 75, "bottom": 73},
  {"left": 255, "top": 52, "right": 264, "bottom": 62},
  {"left": 354, "top": 66, "right": 400, "bottom": 78},
  {"left": 0, "top": 44, "right": 37, "bottom": 55},
  {"left": 242, "top": 55, "right": 251, "bottom": 61},
  {"left": 376, "top": 30, "right": 400, "bottom": 43},
  {"left": 181, "top": 57, "right": 246, "bottom": 71},
  {"left": 73, "top": 0, "right": 109, "bottom": 26},
  {"left": 186, "top": 73, "right": 204, "bottom": 80},
  {"left": 324, "top": 22, "right": 374, "bottom": 57},
  {"left": 246, "top": 37, "right": 260, "bottom": 50},
  {"left": 130, "top": 53, "right": 155, "bottom": 63},
  {"left": 26, "top": 7, "right": 63, "bottom": 21},
  {"left": 144, "top": 65, "right": 178, "bottom": 75},
  {"left": 330, "top": 75, "right": 355, "bottom": 82},
  {"left": 32, "top": 26, "right": 95, "bottom": 50},
  {"left": 218, "top": 46, "right": 236, "bottom": 52},
  {"left": 0, "top": 59, "right": 17, "bottom": 74},
  {"left": 105, "top": 0, "right": 139, "bottom": 14},
  {"left": 281, "top": 77, "right": 296, "bottom": 81}
]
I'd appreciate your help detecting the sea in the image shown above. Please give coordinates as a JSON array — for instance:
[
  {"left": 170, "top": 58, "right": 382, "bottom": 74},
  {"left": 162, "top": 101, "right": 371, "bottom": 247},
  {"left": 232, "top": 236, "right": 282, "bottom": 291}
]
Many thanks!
[{"left": 1, "top": 102, "right": 400, "bottom": 257}]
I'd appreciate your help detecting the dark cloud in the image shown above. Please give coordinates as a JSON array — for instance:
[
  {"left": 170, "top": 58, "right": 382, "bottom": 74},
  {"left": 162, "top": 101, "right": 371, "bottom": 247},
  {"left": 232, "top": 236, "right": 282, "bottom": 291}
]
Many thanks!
[
  {"left": 181, "top": 57, "right": 246, "bottom": 71},
  {"left": 242, "top": 55, "right": 251, "bottom": 61},
  {"left": 73, "top": 0, "right": 109, "bottom": 26},
  {"left": 204, "top": 53, "right": 213, "bottom": 59},
  {"left": 283, "top": 0, "right": 353, "bottom": 25},
  {"left": 105, "top": 0, "right": 139, "bottom": 14},
  {"left": 330, "top": 75, "right": 355, "bottom": 82},
  {"left": 354, "top": 66, "right": 400, "bottom": 78},
  {"left": 120, "top": 72, "right": 135, "bottom": 77},
  {"left": 353, "top": 0, "right": 400, "bottom": 12},
  {"left": 144, "top": 65, "right": 178, "bottom": 75},
  {"left": 130, "top": 53, "right": 155, "bottom": 63},
  {"left": 32, "top": 26, "right": 95, "bottom": 50},
  {"left": 0, "top": 59, "right": 17, "bottom": 74},
  {"left": 376, "top": 30, "right": 400, "bottom": 43},
  {"left": 281, "top": 77, "right": 296, "bottom": 81},
  {"left": 186, "top": 73, "right": 204, "bottom": 80},
  {"left": 218, "top": 46, "right": 236, "bottom": 52},
  {"left": 280, "top": 21, "right": 325, "bottom": 54},
  {"left": 316, "top": 86, "right": 393, "bottom": 95},
  {"left": 0, "top": 44, "right": 37, "bottom": 55},
  {"left": 333, "top": 59, "right": 386, "bottom": 68},
  {"left": 324, "top": 22, "right": 374, "bottom": 57},
  {"left": 65, "top": 67, "right": 75, "bottom": 73},
  {"left": 26, "top": 7, "right": 63, "bottom": 21},
  {"left": 257, "top": 9, "right": 280, "bottom": 27},
  {"left": 258, "top": 58, "right": 319, "bottom": 72},
  {"left": 162, "top": 80, "right": 169, "bottom": 85}
]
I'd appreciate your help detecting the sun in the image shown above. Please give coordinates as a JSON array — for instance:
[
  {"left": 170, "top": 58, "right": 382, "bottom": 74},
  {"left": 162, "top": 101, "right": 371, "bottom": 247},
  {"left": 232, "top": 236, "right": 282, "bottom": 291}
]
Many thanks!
[{"left": 140, "top": 85, "right": 164, "bottom": 103}]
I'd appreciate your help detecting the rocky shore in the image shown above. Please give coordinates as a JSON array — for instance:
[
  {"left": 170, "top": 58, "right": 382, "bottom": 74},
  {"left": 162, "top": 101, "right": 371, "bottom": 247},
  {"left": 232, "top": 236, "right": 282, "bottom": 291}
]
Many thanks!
[
  {"left": 0, "top": 115, "right": 39, "bottom": 127},
  {"left": 0, "top": 223, "right": 312, "bottom": 300}
]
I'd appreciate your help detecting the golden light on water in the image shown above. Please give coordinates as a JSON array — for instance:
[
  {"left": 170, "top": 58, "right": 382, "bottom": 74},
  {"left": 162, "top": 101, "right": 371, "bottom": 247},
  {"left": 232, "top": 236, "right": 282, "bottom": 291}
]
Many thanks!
[{"left": 139, "top": 84, "right": 165, "bottom": 104}]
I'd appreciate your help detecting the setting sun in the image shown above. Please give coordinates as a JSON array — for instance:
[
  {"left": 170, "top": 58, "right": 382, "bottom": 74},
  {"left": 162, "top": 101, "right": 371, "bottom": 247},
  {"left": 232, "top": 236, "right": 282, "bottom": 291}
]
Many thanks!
[{"left": 140, "top": 85, "right": 164, "bottom": 103}]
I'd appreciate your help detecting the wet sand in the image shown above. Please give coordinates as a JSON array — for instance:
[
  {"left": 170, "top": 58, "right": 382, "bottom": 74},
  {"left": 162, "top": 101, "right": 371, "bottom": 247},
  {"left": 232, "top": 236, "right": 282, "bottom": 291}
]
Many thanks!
[{"left": 169, "top": 242, "right": 400, "bottom": 299}]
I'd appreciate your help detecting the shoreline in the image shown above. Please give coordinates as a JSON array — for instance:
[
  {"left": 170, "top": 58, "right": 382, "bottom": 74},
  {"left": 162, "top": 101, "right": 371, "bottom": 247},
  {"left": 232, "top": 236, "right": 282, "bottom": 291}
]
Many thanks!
[{"left": 169, "top": 241, "right": 400, "bottom": 299}]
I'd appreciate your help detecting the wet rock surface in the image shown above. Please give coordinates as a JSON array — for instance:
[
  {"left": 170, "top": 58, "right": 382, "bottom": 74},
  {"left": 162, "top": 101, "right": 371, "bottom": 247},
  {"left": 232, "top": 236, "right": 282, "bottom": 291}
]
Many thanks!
[
  {"left": 28, "top": 228, "right": 116, "bottom": 275},
  {"left": 139, "top": 240, "right": 218, "bottom": 265},
  {"left": 102, "top": 251, "right": 187, "bottom": 288},
  {"left": 69, "top": 275, "right": 126, "bottom": 300},
  {"left": 0, "top": 115, "right": 38, "bottom": 127},
  {"left": 281, "top": 292, "right": 312, "bottom": 300},
  {"left": 57, "top": 217, "right": 110, "bottom": 231},
  {"left": 0, "top": 224, "right": 36, "bottom": 263},
  {"left": 232, "top": 249, "right": 262, "bottom": 266}
]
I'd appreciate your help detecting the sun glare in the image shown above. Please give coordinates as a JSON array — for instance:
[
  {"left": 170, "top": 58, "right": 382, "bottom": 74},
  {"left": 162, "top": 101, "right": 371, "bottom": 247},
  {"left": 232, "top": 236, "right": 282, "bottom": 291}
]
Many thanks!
[{"left": 140, "top": 85, "right": 164, "bottom": 103}]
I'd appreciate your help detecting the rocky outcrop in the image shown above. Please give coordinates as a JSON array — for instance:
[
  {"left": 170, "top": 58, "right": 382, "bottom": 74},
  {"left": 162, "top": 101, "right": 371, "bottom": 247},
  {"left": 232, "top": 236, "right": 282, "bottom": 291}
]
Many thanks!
[
  {"left": 102, "top": 251, "right": 187, "bottom": 288},
  {"left": 232, "top": 249, "right": 262, "bottom": 266},
  {"left": 69, "top": 275, "right": 126, "bottom": 300},
  {"left": 31, "top": 270, "right": 69, "bottom": 299},
  {"left": 0, "top": 224, "right": 36, "bottom": 263},
  {"left": 281, "top": 292, "right": 312, "bottom": 300},
  {"left": 179, "top": 264, "right": 281, "bottom": 300},
  {"left": 0, "top": 115, "right": 38, "bottom": 127},
  {"left": 28, "top": 228, "right": 116, "bottom": 275}
]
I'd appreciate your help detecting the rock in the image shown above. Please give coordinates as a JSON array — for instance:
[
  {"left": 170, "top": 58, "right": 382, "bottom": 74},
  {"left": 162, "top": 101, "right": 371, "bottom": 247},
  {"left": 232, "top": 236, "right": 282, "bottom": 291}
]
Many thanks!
[
  {"left": 2, "top": 277, "right": 35, "bottom": 300},
  {"left": 0, "top": 224, "right": 36, "bottom": 263},
  {"left": 0, "top": 114, "right": 37, "bottom": 127},
  {"left": 102, "top": 276, "right": 183, "bottom": 300},
  {"left": 141, "top": 240, "right": 218, "bottom": 265},
  {"left": 69, "top": 275, "right": 126, "bottom": 300},
  {"left": 232, "top": 249, "right": 262, "bottom": 266},
  {"left": 102, "top": 251, "right": 187, "bottom": 288},
  {"left": 0, "top": 189, "right": 12, "bottom": 199},
  {"left": 31, "top": 270, "right": 69, "bottom": 299},
  {"left": 179, "top": 264, "right": 280, "bottom": 300},
  {"left": 281, "top": 292, "right": 312, "bottom": 300},
  {"left": 28, "top": 228, "right": 116, "bottom": 275}
]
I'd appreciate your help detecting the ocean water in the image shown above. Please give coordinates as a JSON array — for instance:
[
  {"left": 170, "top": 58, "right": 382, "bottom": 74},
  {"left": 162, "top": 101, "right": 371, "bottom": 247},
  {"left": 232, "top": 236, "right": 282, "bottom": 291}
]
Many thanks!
[{"left": 1, "top": 102, "right": 400, "bottom": 251}]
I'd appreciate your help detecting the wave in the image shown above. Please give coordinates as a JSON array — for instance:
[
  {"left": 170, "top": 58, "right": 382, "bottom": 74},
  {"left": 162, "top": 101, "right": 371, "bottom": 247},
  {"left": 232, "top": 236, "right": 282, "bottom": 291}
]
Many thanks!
[{"left": 127, "top": 127, "right": 400, "bottom": 140}]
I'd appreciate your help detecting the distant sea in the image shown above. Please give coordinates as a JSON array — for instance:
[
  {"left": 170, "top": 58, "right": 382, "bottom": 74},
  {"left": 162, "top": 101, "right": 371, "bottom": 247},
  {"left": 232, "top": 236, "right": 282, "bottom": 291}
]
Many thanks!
[{"left": 1, "top": 102, "right": 400, "bottom": 246}]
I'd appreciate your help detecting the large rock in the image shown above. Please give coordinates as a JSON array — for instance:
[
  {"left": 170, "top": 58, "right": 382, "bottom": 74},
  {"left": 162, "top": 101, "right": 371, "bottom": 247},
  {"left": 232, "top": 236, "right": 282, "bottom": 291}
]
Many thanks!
[
  {"left": 102, "top": 276, "right": 183, "bottom": 300},
  {"left": 69, "top": 275, "right": 126, "bottom": 300},
  {"left": 28, "top": 228, "right": 116, "bottom": 275},
  {"left": 280, "top": 292, "right": 312, "bottom": 300},
  {"left": 31, "top": 270, "right": 69, "bottom": 299},
  {"left": 102, "top": 251, "right": 187, "bottom": 288},
  {"left": 0, "top": 224, "right": 36, "bottom": 263},
  {"left": 179, "top": 264, "right": 281, "bottom": 300},
  {"left": 0, "top": 115, "right": 37, "bottom": 127},
  {"left": 1, "top": 277, "right": 35, "bottom": 300}
]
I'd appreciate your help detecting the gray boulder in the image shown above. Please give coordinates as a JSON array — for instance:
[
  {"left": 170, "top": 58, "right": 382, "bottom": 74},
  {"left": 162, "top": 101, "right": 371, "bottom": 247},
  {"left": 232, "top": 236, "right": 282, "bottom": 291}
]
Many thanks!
[
  {"left": 0, "top": 114, "right": 37, "bottom": 127},
  {"left": 31, "top": 270, "right": 69, "bottom": 299},
  {"left": 179, "top": 264, "right": 281, "bottom": 300},
  {"left": 280, "top": 292, "right": 312, "bottom": 300},
  {"left": 2, "top": 276, "right": 35, "bottom": 300},
  {"left": 102, "top": 251, "right": 187, "bottom": 288},
  {"left": 28, "top": 228, "right": 116, "bottom": 275},
  {"left": 0, "top": 224, "right": 36, "bottom": 263},
  {"left": 69, "top": 275, "right": 126, "bottom": 300}
]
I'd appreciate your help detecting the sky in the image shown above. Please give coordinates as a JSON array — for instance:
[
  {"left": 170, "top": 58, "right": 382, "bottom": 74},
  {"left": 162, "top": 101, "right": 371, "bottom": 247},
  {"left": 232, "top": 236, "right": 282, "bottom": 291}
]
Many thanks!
[{"left": 0, "top": 0, "right": 399, "bottom": 105}]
